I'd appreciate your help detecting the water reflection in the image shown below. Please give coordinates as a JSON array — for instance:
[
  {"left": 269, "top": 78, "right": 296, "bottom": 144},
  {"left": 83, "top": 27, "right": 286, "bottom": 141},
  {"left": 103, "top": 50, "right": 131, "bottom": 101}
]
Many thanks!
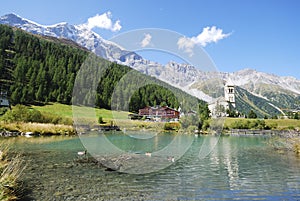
[
  {"left": 4, "top": 134, "right": 300, "bottom": 200},
  {"left": 79, "top": 131, "right": 194, "bottom": 174}
]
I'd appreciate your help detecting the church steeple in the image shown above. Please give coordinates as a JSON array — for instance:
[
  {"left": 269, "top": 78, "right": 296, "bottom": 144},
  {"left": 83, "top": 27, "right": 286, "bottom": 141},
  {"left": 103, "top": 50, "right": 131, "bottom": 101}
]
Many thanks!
[{"left": 224, "top": 79, "right": 235, "bottom": 108}]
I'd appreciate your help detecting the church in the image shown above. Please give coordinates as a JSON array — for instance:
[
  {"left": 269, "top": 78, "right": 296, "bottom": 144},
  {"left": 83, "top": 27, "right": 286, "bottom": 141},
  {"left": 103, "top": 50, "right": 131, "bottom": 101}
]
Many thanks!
[{"left": 208, "top": 80, "right": 236, "bottom": 117}]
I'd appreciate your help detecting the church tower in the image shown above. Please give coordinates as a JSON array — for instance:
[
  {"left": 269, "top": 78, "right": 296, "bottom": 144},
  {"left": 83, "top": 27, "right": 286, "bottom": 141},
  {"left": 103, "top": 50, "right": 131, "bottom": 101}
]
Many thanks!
[{"left": 224, "top": 79, "right": 235, "bottom": 108}]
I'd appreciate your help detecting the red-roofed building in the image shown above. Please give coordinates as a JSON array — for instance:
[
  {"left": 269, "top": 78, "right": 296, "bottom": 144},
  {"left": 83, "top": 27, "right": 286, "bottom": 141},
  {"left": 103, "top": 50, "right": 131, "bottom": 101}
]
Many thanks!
[{"left": 139, "top": 106, "right": 180, "bottom": 121}]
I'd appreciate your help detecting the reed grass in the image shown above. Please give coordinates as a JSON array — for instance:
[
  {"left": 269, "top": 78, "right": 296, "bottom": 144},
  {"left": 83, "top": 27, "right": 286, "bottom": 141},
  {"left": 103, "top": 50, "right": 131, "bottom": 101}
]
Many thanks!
[
  {"left": 0, "top": 122, "right": 75, "bottom": 135},
  {"left": 0, "top": 142, "right": 25, "bottom": 201}
]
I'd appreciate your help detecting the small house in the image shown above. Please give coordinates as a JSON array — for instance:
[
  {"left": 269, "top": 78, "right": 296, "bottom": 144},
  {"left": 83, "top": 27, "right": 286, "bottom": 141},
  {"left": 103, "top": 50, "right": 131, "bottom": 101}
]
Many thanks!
[{"left": 138, "top": 106, "right": 180, "bottom": 121}]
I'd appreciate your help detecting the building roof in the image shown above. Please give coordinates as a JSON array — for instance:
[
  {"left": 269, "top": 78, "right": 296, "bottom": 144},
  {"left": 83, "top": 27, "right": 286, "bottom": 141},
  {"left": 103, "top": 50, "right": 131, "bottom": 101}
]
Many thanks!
[{"left": 139, "top": 105, "right": 179, "bottom": 112}]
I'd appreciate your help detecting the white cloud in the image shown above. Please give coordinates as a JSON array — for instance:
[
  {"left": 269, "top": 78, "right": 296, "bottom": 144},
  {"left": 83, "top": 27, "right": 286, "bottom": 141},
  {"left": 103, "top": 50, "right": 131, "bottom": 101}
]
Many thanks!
[
  {"left": 140, "top": 33, "right": 152, "bottom": 47},
  {"left": 86, "top": 12, "right": 121, "bottom": 32},
  {"left": 192, "top": 26, "right": 231, "bottom": 47},
  {"left": 178, "top": 26, "right": 231, "bottom": 56},
  {"left": 177, "top": 37, "right": 195, "bottom": 56}
]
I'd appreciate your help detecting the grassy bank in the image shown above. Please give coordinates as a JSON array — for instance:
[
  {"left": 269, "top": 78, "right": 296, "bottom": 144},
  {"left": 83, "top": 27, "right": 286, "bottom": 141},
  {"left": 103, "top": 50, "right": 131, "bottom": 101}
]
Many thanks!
[
  {"left": 0, "top": 103, "right": 131, "bottom": 135},
  {"left": 2, "top": 103, "right": 300, "bottom": 135},
  {"left": 224, "top": 118, "right": 300, "bottom": 154},
  {"left": 224, "top": 118, "right": 300, "bottom": 131},
  {"left": 0, "top": 122, "right": 75, "bottom": 136}
]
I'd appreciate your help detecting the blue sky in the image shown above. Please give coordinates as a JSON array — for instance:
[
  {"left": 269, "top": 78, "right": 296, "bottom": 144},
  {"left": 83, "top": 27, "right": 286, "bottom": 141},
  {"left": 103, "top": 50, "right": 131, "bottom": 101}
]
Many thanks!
[{"left": 1, "top": 0, "right": 300, "bottom": 78}]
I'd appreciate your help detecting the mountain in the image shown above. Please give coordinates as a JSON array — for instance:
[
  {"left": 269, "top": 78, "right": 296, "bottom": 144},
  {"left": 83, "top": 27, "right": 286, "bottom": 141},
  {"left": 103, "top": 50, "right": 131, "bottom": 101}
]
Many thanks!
[
  {"left": 1, "top": 13, "right": 299, "bottom": 116},
  {"left": 0, "top": 24, "right": 200, "bottom": 112},
  {"left": 191, "top": 69, "right": 300, "bottom": 114},
  {"left": 0, "top": 13, "right": 135, "bottom": 62},
  {"left": 234, "top": 86, "right": 284, "bottom": 118}
]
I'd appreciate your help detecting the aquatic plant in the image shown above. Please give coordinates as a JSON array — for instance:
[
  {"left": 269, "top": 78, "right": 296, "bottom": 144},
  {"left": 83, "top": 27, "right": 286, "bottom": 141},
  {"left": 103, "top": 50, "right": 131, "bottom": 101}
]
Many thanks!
[{"left": 292, "top": 139, "right": 300, "bottom": 155}]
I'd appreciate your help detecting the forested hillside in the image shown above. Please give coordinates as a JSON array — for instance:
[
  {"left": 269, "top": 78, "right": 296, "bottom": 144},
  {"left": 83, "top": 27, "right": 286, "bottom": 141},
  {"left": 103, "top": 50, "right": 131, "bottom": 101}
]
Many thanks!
[
  {"left": 0, "top": 25, "right": 201, "bottom": 112},
  {"left": 235, "top": 86, "right": 281, "bottom": 118},
  {"left": 0, "top": 25, "right": 88, "bottom": 104}
]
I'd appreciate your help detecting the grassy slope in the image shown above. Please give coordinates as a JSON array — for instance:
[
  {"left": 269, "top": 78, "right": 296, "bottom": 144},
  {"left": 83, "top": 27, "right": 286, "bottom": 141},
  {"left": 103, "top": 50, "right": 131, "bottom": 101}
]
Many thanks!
[
  {"left": 31, "top": 103, "right": 130, "bottom": 125},
  {"left": 33, "top": 103, "right": 176, "bottom": 131},
  {"left": 224, "top": 117, "right": 300, "bottom": 130}
]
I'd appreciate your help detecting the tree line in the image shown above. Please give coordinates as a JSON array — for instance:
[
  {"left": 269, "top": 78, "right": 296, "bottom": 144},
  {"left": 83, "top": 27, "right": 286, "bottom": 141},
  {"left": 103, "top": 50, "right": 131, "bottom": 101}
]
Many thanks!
[{"left": 0, "top": 25, "right": 204, "bottom": 114}]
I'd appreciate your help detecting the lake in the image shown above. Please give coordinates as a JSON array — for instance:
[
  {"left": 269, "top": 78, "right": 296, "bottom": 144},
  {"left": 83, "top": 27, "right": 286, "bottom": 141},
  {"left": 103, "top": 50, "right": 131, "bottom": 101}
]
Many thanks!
[{"left": 5, "top": 133, "right": 300, "bottom": 200}]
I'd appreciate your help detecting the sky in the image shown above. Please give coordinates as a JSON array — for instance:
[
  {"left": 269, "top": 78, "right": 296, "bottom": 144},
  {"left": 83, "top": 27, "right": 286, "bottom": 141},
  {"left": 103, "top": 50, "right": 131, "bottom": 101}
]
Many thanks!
[{"left": 1, "top": 0, "right": 300, "bottom": 79}]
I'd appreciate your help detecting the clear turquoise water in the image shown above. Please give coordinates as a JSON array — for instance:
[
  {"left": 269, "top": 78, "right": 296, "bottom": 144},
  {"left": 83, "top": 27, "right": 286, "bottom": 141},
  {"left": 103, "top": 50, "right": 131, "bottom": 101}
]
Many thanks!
[{"left": 6, "top": 134, "right": 300, "bottom": 200}]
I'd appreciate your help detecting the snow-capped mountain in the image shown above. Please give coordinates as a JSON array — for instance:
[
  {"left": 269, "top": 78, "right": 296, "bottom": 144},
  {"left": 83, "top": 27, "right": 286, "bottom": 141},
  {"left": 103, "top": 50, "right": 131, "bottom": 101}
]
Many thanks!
[
  {"left": 0, "top": 13, "right": 134, "bottom": 62},
  {"left": 1, "top": 13, "right": 299, "bottom": 112}
]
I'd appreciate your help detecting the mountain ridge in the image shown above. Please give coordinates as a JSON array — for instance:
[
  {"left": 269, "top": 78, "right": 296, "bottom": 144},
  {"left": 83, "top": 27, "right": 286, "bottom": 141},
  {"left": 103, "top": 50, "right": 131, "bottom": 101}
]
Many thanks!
[{"left": 1, "top": 13, "right": 299, "bottom": 115}]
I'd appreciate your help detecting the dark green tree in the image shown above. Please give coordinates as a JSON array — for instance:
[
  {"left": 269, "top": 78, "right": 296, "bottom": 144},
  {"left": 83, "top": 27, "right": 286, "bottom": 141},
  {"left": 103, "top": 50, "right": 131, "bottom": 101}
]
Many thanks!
[{"left": 248, "top": 110, "right": 257, "bottom": 119}]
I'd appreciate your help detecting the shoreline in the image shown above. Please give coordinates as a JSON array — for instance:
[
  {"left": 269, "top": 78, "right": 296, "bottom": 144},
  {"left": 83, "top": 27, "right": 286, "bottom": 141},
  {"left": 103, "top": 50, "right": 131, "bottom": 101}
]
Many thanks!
[
  {"left": 0, "top": 122, "right": 76, "bottom": 137},
  {"left": 1, "top": 122, "right": 300, "bottom": 138},
  {"left": 223, "top": 129, "right": 300, "bottom": 137}
]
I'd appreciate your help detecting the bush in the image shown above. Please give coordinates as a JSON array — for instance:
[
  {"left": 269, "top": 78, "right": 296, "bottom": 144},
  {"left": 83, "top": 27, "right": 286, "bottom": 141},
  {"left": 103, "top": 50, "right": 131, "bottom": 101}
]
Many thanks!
[
  {"left": 98, "top": 116, "right": 104, "bottom": 124},
  {"left": 202, "top": 120, "right": 210, "bottom": 131},
  {"left": 1, "top": 105, "right": 72, "bottom": 125},
  {"left": 0, "top": 108, "right": 8, "bottom": 116},
  {"left": 180, "top": 115, "right": 199, "bottom": 129},
  {"left": 164, "top": 122, "right": 180, "bottom": 131},
  {"left": 248, "top": 110, "right": 257, "bottom": 119},
  {"left": 231, "top": 120, "right": 249, "bottom": 129},
  {"left": 230, "top": 119, "right": 270, "bottom": 130},
  {"left": 187, "top": 125, "right": 198, "bottom": 133},
  {"left": 2, "top": 105, "right": 42, "bottom": 123}
]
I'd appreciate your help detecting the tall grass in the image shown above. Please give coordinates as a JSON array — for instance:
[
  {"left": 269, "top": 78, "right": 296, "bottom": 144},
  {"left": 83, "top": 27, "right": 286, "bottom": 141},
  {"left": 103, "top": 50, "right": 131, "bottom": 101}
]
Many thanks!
[
  {"left": 0, "top": 142, "right": 25, "bottom": 200},
  {"left": 0, "top": 122, "right": 75, "bottom": 135}
]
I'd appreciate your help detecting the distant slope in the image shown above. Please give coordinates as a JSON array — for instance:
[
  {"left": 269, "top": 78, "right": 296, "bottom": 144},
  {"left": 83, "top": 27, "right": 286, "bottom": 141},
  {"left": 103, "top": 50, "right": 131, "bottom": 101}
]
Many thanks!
[
  {"left": 235, "top": 86, "right": 281, "bottom": 118},
  {"left": 242, "top": 82, "right": 300, "bottom": 110}
]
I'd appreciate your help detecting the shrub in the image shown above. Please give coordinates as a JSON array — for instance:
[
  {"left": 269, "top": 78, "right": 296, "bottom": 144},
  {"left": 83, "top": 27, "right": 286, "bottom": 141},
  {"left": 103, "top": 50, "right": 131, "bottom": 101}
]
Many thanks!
[
  {"left": 0, "top": 108, "right": 8, "bottom": 116},
  {"left": 231, "top": 120, "right": 249, "bottom": 129},
  {"left": 1, "top": 105, "right": 72, "bottom": 125},
  {"left": 98, "top": 116, "right": 104, "bottom": 124},
  {"left": 2, "top": 104, "right": 42, "bottom": 123},
  {"left": 202, "top": 120, "right": 210, "bottom": 131},
  {"left": 164, "top": 122, "right": 180, "bottom": 131},
  {"left": 248, "top": 110, "right": 257, "bottom": 119},
  {"left": 180, "top": 115, "right": 199, "bottom": 129},
  {"left": 187, "top": 125, "right": 198, "bottom": 133},
  {"left": 269, "top": 122, "right": 278, "bottom": 129}
]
